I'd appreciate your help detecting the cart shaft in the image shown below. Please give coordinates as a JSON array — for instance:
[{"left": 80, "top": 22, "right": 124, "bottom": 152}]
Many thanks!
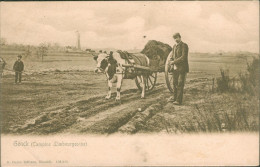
[{"left": 122, "top": 64, "right": 151, "bottom": 71}]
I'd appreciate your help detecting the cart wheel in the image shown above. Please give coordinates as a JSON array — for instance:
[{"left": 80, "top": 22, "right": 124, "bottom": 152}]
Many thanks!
[
  {"left": 165, "top": 51, "right": 174, "bottom": 93},
  {"left": 135, "top": 72, "right": 157, "bottom": 91}
]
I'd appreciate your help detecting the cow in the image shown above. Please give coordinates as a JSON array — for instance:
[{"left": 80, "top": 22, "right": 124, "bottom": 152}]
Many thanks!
[{"left": 93, "top": 51, "right": 150, "bottom": 101}]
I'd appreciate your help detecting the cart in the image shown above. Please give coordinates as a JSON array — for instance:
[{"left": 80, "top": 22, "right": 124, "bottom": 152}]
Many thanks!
[{"left": 121, "top": 51, "right": 174, "bottom": 93}]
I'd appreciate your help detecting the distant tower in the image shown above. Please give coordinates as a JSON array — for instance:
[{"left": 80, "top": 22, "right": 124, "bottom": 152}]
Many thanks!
[{"left": 76, "top": 30, "right": 81, "bottom": 50}]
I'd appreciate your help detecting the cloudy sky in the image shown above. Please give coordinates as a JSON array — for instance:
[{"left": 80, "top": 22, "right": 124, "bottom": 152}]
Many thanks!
[{"left": 0, "top": 1, "right": 259, "bottom": 52}]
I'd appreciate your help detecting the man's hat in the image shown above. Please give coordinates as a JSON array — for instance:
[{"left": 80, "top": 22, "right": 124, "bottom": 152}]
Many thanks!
[
  {"left": 18, "top": 55, "right": 22, "bottom": 58},
  {"left": 173, "top": 33, "right": 181, "bottom": 39}
]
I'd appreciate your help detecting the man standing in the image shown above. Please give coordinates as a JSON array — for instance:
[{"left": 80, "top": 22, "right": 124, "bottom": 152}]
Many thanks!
[
  {"left": 0, "top": 57, "right": 6, "bottom": 79},
  {"left": 13, "top": 55, "right": 24, "bottom": 84},
  {"left": 168, "top": 33, "right": 189, "bottom": 105}
]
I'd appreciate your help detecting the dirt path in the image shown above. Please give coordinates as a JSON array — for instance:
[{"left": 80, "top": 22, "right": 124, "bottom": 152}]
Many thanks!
[{"left": 1, "top": 70, "right": 214, "bottom": 135}]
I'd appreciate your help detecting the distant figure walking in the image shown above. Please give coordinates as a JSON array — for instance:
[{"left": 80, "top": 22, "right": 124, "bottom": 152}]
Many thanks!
[
  {"left": 168, "top": 33, "right": 189, "bottom": 105},
  {"left": 0, "top": 57, "right": 6, "bottom": 80},
  {"left": 13, "top": 55, "right": 24, "bottom": 84}
]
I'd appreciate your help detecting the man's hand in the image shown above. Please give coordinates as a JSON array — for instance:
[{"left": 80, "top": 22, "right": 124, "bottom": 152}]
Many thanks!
[{"left": 169, "top": 60, "right": 175, "bottom": 65}]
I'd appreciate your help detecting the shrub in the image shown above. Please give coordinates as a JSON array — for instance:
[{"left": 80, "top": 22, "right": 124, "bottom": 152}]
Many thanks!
[
  {"left": 216, "top": 69, "right": 231, "bottom": 92},
  {"left": 216, "top": 57, "right": 259, "bottom": 95},
  {"left": 239, "top": 57, "right": 259, "bottom": 96}
]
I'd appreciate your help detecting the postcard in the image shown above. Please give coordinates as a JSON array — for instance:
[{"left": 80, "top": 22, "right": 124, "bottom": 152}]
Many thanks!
[{"left": 0, "top": 1, "right": 259, "bottom": 166}]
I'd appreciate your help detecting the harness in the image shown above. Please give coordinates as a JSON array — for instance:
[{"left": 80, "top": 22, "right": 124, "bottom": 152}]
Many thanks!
[
  {"left": 103, "top": 51, "right": 149, "bottom": 81},
  {"left": 100, "top": 55, "right": 122, "bottom": 81}
]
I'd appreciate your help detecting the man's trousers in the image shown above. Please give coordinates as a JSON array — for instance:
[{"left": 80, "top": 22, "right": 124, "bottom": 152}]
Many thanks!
[
  {"left": 172, "top": 70, "right": 187, "bottom": 104},
  {"left": 15, "top": 72, "right": 22, "bottom": 83}
]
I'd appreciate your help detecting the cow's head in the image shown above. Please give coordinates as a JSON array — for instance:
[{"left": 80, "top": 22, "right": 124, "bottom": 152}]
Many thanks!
[
  {"left": 94, "top": 53, "right": 109, "bottom": 73},
  {"left": 94, "top": 53, "right": 118, "bottom": 80}
]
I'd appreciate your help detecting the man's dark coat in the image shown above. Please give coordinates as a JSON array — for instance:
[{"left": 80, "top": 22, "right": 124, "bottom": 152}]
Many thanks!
[{"left": 172, "top": 41, "right": 189, "bottom": 73}]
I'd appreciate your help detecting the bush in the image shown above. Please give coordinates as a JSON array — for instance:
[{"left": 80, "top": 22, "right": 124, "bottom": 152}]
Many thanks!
[
  {"left": 216, "top": 57, "right": 259, "bottom": 95},
  {"left": 216, "top": 69, "right": 232, "bottom": 92},
  {"left": 239, "top": 57, "right": 259, "bottom": 95}
]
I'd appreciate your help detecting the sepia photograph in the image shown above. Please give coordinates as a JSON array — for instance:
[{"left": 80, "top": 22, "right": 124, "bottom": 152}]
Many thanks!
[{"left": 0, "top": 1, "right": 259, "bottom": 166}]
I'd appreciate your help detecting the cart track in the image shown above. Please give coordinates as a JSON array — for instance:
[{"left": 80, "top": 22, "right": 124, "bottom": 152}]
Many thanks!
[{"left": 10, "top": 82, "right": 169, "bottom": 134}]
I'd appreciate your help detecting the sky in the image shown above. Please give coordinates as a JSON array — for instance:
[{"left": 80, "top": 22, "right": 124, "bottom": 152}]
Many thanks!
[{"left": 0, "top": 1, "right": 259, "bottom": 53}]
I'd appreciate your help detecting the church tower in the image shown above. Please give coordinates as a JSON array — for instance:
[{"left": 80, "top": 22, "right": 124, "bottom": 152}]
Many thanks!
[{"left": 76, "top": 30, "right": 81, "bottom": 50}]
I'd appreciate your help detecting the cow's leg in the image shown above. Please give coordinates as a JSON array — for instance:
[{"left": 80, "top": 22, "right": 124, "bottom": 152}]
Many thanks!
[
  {"left": 141, "top": 75, "right": 146, "bottom": 99},
  {"left": 115, "top": 74, "right": 123, "bottom": 101},
  {"left": 105, "top": 80, "right": 112, "bottom": 99}
]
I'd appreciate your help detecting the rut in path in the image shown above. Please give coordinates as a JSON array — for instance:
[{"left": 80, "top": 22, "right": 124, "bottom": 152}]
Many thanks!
[
  {"left": 67, "top": 93, "right": 167, "bottom": 134},
  {"left": 12, "top": 84, "right": 167, "bottom": 134},
  {"left": 11, "top": 78, "right": 210, "bottom": 135}
]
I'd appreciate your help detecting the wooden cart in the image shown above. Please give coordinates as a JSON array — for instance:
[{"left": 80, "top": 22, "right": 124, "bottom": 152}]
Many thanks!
[{"left": 122, "top": 51, "right": 174, "bottom": 93}]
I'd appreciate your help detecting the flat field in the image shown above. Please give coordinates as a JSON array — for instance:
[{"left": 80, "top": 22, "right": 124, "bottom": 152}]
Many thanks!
[{"left": 0, "top": 51, "right": 258, "bottom": 134}]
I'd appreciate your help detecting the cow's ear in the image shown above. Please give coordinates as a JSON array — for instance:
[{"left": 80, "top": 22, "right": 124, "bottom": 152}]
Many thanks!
[{"left": 93, "top": 56, "right": 98, "bottom": 61}]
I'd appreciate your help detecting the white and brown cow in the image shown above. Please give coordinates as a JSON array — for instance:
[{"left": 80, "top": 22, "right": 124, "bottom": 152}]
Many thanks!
[{"left": 94, "top": 51, "right": 149, "bottom": 101}]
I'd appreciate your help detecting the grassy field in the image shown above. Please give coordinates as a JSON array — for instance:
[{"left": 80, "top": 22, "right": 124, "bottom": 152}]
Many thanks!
[
  {"left": 1, "top": 51, "right": 95, "bottom": 75},
  {"left": 1, "top": 50, "right": 255, "bottom": 75},
  {"left": 0, "top": 50, "right": 258, "bottom": 134}
]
